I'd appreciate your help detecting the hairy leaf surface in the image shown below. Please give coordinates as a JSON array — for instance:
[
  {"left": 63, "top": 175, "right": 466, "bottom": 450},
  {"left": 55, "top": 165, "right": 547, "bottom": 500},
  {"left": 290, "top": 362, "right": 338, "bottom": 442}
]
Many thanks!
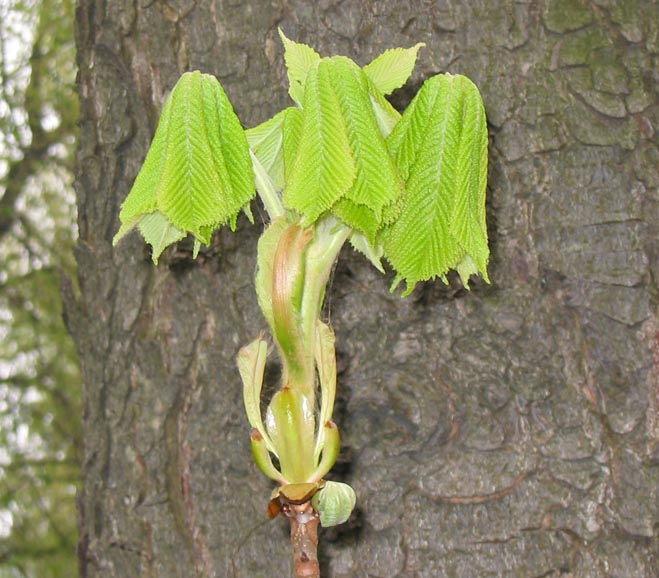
[
  {"left": 284, "top": 62, "right": 356, "bottom": 222},
  {"left": 383, "top": 74, "right": 489, "bottom": 293},
  {"left": 450, "top": 76, "right": 489, "bottom": 278},
  {"left": 282, "top": 107, "right": 303, "bottom": 188},
  {"left": 327, "top": 57, "right": 403, "bottom": 238},
  {"left": 113, "top": 71, "right": 254, "bottom": 253}
]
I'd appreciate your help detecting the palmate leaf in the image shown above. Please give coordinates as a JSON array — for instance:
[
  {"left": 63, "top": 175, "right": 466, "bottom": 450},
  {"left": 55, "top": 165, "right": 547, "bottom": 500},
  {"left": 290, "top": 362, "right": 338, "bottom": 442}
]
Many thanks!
[
  {"left": 284, "top": 61, "right": 356, "bottom": 222},
  {"left": 113, "top": 71, "right": 255, "bottom": 261},
  {"left": 383, "top": 74, "right": 489, "bottom": 293}
]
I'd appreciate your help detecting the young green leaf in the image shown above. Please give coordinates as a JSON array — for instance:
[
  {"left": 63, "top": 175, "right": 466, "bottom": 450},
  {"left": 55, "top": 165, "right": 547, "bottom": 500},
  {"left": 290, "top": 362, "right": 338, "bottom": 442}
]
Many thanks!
[
  {"left": 450, "top": 76, "right": 489, "bottom": 279},
  {"left": 383, "top": 73, "right": 489, "bottom": 293},
  {"left": 284, "top": 61, "right": 356, "bottom": 222},
  {"left": 363, "top": 43, "right": 425, "bottom": 95},
  {"left": 331, "top": 199, "right": 382, "bottom": 241},
  {"left": 113, "top": 95, "right": 173, "bottom": 243},
  {"left": 113, "top": 71, "right": 255, "bottom": 255},
  {"left": 278, "top": 28, "right": 321, "bottom": 106},
  {"left": 327, "top": 57, "right": 404, "bottom": 240}
]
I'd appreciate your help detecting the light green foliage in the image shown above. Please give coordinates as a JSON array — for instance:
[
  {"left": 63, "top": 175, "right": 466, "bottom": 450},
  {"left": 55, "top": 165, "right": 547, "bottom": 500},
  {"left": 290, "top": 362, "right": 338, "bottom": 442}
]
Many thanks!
[
  {"left": 118, "top": 30, "right": 489, "bottom": 533},
  {"left": 326, "top": 57, "right": 403, "bottom": 241},
  {"left": 278, "top": 29, "right": 321, "bottom": 106},
  {"left": 115, "top": 30, "right": 489, "bottom": 286},
  {"left": 284, "top": 60, "right": 357, "bottom": 222},
  {"left": 114, "top": 71, "right": 255, "bottom": 262},
  {"left": 362, "top": 42, "right": 425, "bottom": 95},
  {"left": 0, "top": 1, "right": 80, "bottom": 575},
  {"left": 384, "top": 74, "right": 489, "bottom": 293},
  {"left": 246, "top": 109, "right": 288, "bottom": 192}
]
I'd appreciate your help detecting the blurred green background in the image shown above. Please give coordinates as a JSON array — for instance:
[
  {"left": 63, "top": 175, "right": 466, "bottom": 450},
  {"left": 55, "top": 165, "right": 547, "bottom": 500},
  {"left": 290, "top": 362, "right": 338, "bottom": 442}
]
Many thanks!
[{"left": 0, "top": 0, "right": 80, "bottom": 576}]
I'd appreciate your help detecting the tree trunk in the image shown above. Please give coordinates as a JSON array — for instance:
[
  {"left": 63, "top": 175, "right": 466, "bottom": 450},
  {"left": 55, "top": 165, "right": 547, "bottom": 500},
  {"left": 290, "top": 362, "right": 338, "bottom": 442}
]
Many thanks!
[{"left": 69, "top": 1, "right": 659, "bottom": 576}]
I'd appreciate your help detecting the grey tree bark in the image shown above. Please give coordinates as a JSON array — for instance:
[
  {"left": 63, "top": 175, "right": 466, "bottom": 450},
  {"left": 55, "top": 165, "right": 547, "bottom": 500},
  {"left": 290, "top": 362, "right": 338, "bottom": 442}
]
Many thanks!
[{"left": 69, "top": 1, "right": 659, "bottom": 577}]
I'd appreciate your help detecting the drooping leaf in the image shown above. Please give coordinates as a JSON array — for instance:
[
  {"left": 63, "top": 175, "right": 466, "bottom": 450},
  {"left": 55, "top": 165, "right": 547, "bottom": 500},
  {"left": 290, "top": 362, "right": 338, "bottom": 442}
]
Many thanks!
[
  {"left": 284, "top": 61, "right": 356, "bottom": 222},
  {"left": 331, "top": 198, "right": 381, "bottom": 241},
  {"left": 331, "top": 58, "right": 403, "bottom": 209},
  {"left": 363, "top": 43, "right": 425, "bottom": 95},
  {"left": 156, "top": 71, "right": 253, "bottom": 232},
  {"left": 450, "top": 76, "right": 490, "bottom": 279},
  {"left": 279, "top": 28, "right": 321, "bottom": 106},
  {"left": 383, "top": 73, "right": 489, "bottom": 293},
  {"left": 113, "top": 95, "right": 173, "bottom": 242},
  {"left": 311, "top": 481, "right": 356, "bottom": 527},
  {"left": 327, "top": 57, "right": 403, "bottom": 239},
  {"left": 113, "top": 71, "right": 255, "bottom": 254}
]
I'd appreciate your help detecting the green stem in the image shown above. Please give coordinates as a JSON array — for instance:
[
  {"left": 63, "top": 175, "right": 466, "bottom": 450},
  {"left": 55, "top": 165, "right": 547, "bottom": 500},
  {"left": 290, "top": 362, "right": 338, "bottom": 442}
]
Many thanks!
[{"left": 250, "top": 150, "right": 285, "bottom": 219}]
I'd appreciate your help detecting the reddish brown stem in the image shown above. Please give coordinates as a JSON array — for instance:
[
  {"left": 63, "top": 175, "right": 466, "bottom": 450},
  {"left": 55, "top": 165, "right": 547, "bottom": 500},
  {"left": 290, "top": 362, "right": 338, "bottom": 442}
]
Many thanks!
[{"left": 283, "top": 501, "right": 320, "bottom": 578}]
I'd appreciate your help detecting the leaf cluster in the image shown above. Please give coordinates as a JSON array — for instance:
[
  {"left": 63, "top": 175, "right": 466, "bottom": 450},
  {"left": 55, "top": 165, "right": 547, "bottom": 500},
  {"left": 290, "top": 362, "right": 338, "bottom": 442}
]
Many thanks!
[{"left": 115, "top": 30, "right": 490, "bottom": 293}]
